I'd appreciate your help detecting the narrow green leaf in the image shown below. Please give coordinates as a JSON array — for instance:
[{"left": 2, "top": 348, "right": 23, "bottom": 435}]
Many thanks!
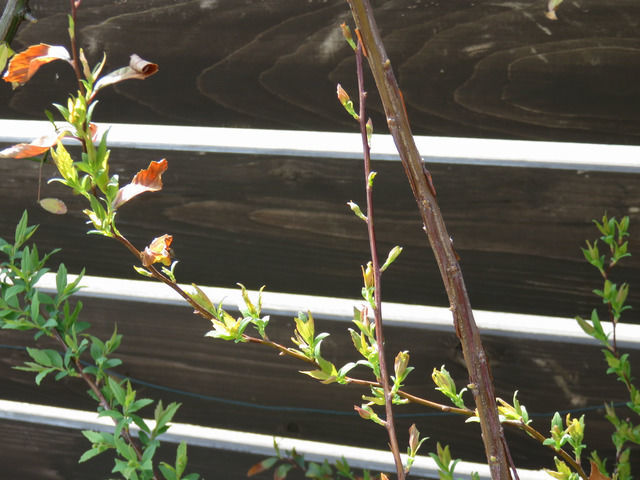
[
  {"left": 158, "top": 464, "right": 177, "bottom": 480},
  {"left": 78, "top": 447, "right": 105, "bottom": 463},
  {"left": 108, "top": 376, "right": 126, "bottom": 406},
  {"left": 176, "top": 441, "right": 188, "bottom": 477}
]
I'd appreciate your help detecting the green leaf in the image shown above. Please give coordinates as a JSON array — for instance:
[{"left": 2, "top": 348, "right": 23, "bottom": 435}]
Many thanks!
[
  {"left": 78, "top": 446, "right": 107, "bottom": 463},
  {"left": 4, "top": 283, "right": 25, "bottom": 303},
  {"left": 0, "top": 42, "right": 14, "bottom": 74},
  {"left": 50, "top": 142, "right": 78, "bottom": 183},
  {"left": 153, "top": 401, "right": 181, "bottom": 437},
  {"left": 14, "top": 210, "right": 28, "bottom": 246},
  {"left": 130, "top": 414, "right": 150, "bottom": 434},
  {"left": 82, "top": 429, "right": 113, "bottom": 445},
  {"left": 575, "top": 315, "right": 594, "bottom": 337},
  {"left": 90, "top": 336, "right": 105, "bottom": 362},
  {"left": 128, "top": 398, "right": 154, "bottom": 414},
  {"left": 98, "top": 409, "right": 124, "bottom": 422},
  {"left": 158, "top": 464, "right": 177, "bottom": 480},
  {"left": 187, "top": 284, "right": 214, "bottom": 314},
  {"left": 35, "top": 367, "right": 55, "bottom": 385},
  {"left": 26, "top": 347, "right": 60, "bottom": 368},
  {"left": 274, "top": 463, "right": 293, "bottom": 480},
  {"left": 29, "top": 288, "right": 41, "bottom": 322},
  {"left": 380, "top": 246, "right": 403, "bottom": 272},
  {"left": 108, "top": 376, "right": 126, "bottom": 406},
  {"left": 56, "top": 263, "right": 68, "bottom": 295},
  {"left": 300, "top": 368, "right": 336, "bottom": 384},
  {"left": 347, "top": 201, "right": 367, "bottom": 222},
  {"left": 133, "top": 265, "right": 153, "bottom": 278},
  {"left": 175, "top": 441, "right": 188, "bottom": 477}
]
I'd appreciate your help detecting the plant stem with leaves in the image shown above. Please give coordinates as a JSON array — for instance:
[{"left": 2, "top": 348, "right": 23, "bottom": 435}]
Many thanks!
[
  {"left": 352, "top": 37, "right": 404, "bottom": 480},
  {"left": 0, "top": 212, "right": 198, "bottom": 480},
  {"left": 576, "top": 214, "right": 637, "bottom": 480}
]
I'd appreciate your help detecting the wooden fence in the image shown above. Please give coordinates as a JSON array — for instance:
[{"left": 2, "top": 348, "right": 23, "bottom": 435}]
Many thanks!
[{"left": 2, "top": 0, "right": 640, "bottom": 478}]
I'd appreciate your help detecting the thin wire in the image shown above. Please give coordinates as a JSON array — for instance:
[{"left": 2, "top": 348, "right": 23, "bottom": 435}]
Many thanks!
[{"left": 0, "top": 343, "right": 626, "bottom": 419}]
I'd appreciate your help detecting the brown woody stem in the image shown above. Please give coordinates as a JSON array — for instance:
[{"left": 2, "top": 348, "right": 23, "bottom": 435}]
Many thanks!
[{"left": 344, "top": 1, "right": 512, "bottom": 478}]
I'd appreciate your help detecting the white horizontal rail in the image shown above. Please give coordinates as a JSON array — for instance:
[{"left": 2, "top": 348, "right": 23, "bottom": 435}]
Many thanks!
[
  {"left": 0, "top": 399, "right": 547, "bottom": 480},
  {"left": 36, "top": 273, "right": 640, "bottom": 349},
  {"left": 2, "top": 119, "right": 640, "bottom": 172}
]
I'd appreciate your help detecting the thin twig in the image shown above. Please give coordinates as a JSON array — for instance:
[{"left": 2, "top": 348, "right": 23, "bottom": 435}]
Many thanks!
[
  {"left": 354, "top": 39, "right": 404, "bottom": 480},
  {"left": 68, "top": 0, "right": 83, "bottom": 87},
  {"left": 344, "top": 2, "right": 512, "bottom": 478}
]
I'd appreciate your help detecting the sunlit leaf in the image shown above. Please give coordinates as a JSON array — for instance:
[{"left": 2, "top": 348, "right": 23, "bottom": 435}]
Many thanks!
[
  {"left": 113, "top": 158, "right": 167, "bottom": 208},
  {"left": 50, "top": 141, "right": 77, "bottom": 182},
  {"left": 3, "top": 43, "right": 71, "bottom": 86},
  {"left": 141, "top": 234, "right": 173, "bottom": 267},
  {"left": 93, "top": 54, "right": 158, "bottom": 95},
  {"left": 0, "top": 42, "right": 14, "bottom": 74},
  {"left": 0, "top": 132, "right": 64, "bottom": 159},
  {"left": 39, "top": 198, "right": 67, "bottom": 215}
]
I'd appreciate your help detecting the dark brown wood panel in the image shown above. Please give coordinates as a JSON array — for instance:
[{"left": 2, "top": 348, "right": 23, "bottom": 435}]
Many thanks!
[
  {"left": 0, "top": 148, "right": 638, "bottom": 319},
  {"left": 0, "top": 296, "right": 636, "bottom": 470},
  {"left": 1, "top": 0, "right": 639, "bottom": 144},
  {"left": 0, "top": 418, "right": 329, "bottom": 480}
]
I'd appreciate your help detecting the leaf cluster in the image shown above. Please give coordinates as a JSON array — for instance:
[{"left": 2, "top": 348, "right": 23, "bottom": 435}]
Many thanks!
[
  {"left": 247, "top": 441, "right": 386, "bottom": 480},
  {"left": 1, "top": 212, "right": 199, "bottom": 480},
  {"left": 291, "top": 310, "right": 358, "bottom": 385},
  {"left": 428, "top": 443, "right": 479, "bottom": 480}
]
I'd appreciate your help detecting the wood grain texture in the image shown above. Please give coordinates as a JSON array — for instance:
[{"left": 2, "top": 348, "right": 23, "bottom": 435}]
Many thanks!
[
  {"left": 0, "top": 295, "right": 636, "bottom": 471},
  {"left": 0, "top": 147, "right": 638, "bottom": 318},
  {"left": 0, "top": 418, "right": 295, "bottom": 480},
  {"left": 2, "top": 0, "right": 640, "bottom": 473},
  {"left": 0, "top": 0, "right": 639, "bottom": 144}
]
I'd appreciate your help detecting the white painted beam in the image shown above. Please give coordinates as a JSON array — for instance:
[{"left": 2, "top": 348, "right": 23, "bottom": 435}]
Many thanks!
[
  {"left": 1, "top": 119, "right": 640, "bottom": 172},
  {"left": 0, "top": 399, "right": 547, "bottom": 480},
  {"left": 35, "top": 272, "right": 640, "bottom": 349}
]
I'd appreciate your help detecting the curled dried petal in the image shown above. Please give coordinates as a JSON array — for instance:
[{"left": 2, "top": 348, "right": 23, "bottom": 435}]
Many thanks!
[
  {"left": 129, "top": 54, "right": 158, "bottom": 77},
  {"left": 113, "top": 158, "right": 167, "bottom": 208},
  {"left": 141, "top": 234, "right": 173, "bottom": 267},
  {"left": 93, "top": 54, "right": 158, "bottom": 95}
]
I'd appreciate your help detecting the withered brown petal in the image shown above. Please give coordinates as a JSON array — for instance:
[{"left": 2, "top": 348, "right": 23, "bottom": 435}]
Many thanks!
[
  {"left": 3, "top": 43, "right": 71, "bottom": 86},
  {"left": 0, "top": 132, "right": 64, "bottom": 159},
  {"left": 129, "top": 54, "right": 158, "bottom": 77},
  {"left": 113, "top": 159, "right": 168, "bottom": 208},
  {"left": 141, "top": 234, "right": 173, "bottom": 267},
  {"left": 93, "top": 54, "right": 158, "bottom": 95}
]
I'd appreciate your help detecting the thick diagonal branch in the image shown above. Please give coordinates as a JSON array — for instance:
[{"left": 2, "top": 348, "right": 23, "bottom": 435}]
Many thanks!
[
  {"left": 0, "top": 0, "right": 30, "bottom": 44},
  {"left": 344, "top": 1, "right": 512, "bottom": 479}
]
